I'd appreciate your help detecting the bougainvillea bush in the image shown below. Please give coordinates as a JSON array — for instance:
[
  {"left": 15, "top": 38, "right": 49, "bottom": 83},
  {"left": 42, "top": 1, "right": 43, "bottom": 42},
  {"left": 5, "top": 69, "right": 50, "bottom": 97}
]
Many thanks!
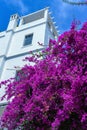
[{"left": 0, "top": 21, "right": 87, "bottom": 130}]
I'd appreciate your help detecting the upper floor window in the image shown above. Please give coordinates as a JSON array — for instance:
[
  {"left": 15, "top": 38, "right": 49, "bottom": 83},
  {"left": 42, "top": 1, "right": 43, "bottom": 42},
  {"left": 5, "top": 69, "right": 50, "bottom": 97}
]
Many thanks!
[{"left": 24, "top": 34, "right": 33, "bottom": 46}]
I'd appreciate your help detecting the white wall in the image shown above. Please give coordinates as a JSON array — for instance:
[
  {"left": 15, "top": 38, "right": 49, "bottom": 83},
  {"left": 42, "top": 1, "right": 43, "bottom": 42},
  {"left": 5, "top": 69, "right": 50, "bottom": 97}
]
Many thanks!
[
  {"left": 0, "top": 33, "right": 6, "bottom": 55},
  {"left": 1, "top": 54, "right": 29, "bottom": 81},
  {"left": 0, "top": 8, "right": 58, "bottom": 105},
  {"left": 7, "top": 23, "right": 46, "bottom": 57}
]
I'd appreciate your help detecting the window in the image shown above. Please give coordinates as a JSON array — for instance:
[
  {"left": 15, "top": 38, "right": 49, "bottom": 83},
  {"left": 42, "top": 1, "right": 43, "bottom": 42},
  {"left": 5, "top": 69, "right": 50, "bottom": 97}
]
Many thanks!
[
  {"left": 15, "top": 70, "right": 27, "bottom": 81},
  {"left": 15, "top": 70, "right": 21, "bottom": 81},
  {"left": 24, "top": 34, "right": 33, "bottom": 46}
]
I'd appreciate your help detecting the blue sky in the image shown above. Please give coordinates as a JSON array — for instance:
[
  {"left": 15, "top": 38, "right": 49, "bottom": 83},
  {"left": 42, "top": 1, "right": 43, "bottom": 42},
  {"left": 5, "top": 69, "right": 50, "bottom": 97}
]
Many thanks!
[{"left": 0, "top": 0, "right": 87, "bottom": 34}]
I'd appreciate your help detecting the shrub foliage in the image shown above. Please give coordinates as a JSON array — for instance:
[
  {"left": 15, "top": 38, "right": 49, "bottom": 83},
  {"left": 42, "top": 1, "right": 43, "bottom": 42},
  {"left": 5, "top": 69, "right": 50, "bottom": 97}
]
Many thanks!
[{"left": 0, "top": 21, "right": 87, "bottom": 130}]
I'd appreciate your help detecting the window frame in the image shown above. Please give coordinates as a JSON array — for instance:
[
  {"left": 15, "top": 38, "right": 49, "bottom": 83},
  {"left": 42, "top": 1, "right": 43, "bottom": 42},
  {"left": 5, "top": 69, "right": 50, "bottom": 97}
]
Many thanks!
[
  {"left": 23, "top": 33, "right": 33, "bottom": 46},
  {"left": 15, "top": 69, "right": 27, "bottom": 81}
]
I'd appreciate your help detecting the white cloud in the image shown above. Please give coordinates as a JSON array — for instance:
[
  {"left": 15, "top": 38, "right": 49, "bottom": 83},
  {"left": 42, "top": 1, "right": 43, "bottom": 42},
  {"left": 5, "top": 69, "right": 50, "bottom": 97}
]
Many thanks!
[
  {"left": 51, "top": 0, "right": 74, "bottom": 20},
  {"left": 50, "top": 0, "right": 87, "bottom": 23},
  {"left": 49, "top": 0, "right": 72, "bottom": 32},
  {"left": 3, "top": 0, "right": 29, "bottom": 14},
  {"left": 49, "top": 0, "right": 87, "bottom": 33}
]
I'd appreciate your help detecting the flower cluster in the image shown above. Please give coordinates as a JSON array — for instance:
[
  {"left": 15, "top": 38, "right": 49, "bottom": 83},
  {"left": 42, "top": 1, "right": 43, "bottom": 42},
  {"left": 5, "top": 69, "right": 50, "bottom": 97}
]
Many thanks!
[{"left": 0, "top": 21, "right": 87, "bottom": 130}]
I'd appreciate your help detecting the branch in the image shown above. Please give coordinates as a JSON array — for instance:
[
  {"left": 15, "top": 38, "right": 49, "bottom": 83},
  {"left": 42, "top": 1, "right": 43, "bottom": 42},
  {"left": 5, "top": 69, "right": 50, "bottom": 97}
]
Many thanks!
[{"left": 62, "top": 0, "right": 87, "bottom": 5}]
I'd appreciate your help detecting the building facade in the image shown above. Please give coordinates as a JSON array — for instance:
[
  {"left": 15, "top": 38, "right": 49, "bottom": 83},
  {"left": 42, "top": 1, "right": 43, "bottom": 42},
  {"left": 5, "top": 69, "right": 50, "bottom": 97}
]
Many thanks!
[{"left": 0, "top": 8, "right": 58, "bottom": 120}]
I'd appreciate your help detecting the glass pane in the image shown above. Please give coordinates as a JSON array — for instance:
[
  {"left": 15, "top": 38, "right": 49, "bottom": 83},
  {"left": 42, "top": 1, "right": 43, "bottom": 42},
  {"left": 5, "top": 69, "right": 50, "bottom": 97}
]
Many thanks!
[{"left": 24, "top": 34, "right": 33, "bottom": 46}]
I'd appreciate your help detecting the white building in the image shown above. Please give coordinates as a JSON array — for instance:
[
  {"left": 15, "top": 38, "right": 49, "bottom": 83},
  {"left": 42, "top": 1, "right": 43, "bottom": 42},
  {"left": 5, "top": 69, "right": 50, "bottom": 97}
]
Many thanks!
[{"left": 0, "top": 8, "right": 58, "bottom": 118}]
